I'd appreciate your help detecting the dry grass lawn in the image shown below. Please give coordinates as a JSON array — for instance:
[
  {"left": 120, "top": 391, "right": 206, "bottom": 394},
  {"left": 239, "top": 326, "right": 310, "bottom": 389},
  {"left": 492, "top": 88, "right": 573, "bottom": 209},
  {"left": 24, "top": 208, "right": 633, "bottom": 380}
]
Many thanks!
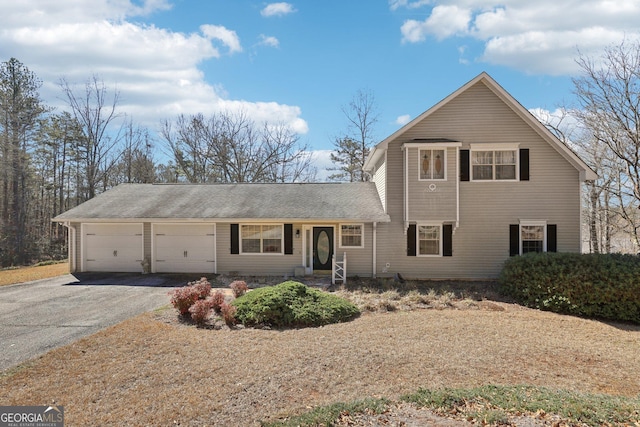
[
  {"left": 0, "top": 262, "right": 69, "bottom": 286},
  {"left": 1, "top": 292, "right": 638, "bottom": 426}
]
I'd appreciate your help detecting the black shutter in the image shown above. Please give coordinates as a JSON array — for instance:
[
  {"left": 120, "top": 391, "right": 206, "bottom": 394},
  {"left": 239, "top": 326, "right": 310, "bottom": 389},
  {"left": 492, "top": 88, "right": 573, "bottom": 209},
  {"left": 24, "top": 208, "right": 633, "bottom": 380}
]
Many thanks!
[
  {"left": 547, "top": 224, "right": 557, "bottom": 252},
  {"left": 407, "top": 224, "right": 416, "bottom": 256},
  {"left": 284, "top": 224, "right": 293, "bottom": 255},
  {"left": 443, "top": 224, "right": 453, "bottom": 257},
  {"left": 460, "top": 149, "right": 470, "bottom": 181},
  {"left": 230, "top": 224, "right": 239, "bottom": 254},
  {"left": 520, "top": 149, "right": 530, "bottom": 181},
  {"left": 509, "top": 224, "right": 520, "bottom": 256}
]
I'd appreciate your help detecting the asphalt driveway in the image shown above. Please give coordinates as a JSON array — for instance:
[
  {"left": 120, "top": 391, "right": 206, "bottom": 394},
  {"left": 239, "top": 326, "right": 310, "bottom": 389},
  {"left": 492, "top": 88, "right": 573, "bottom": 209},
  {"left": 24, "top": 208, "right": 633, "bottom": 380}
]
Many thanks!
[{"left": 0, "top": 273, "right": 196, "bottom": 372}]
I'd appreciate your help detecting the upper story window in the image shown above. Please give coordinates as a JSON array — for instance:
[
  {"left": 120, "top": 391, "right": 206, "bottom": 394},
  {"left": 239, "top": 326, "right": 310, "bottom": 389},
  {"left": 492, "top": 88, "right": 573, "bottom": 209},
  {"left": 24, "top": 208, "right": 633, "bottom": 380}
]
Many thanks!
[
  {"left": 472, "top": 149, "right": 517, "bottom": 180},
  {"left": 419, "top": 149, "right": 445, "bottom": 180},
  {"left": 339, "top": 224, "right": 364, "bottom": 248},
  {"left": 241, "top": 224, "right": 282, "bottom": 254}
]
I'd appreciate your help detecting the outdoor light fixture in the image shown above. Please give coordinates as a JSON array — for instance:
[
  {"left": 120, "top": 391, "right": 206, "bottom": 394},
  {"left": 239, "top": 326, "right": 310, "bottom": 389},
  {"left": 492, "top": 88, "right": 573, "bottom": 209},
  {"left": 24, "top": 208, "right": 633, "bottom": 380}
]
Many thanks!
[{"left": 295, "top": 229, "right": 300, "bottom": 238}]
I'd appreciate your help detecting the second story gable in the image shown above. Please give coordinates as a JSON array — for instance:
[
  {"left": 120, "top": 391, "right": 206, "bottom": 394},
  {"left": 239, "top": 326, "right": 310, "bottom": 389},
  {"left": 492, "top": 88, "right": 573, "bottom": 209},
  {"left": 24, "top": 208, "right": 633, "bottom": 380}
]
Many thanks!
[{"left": 364, "top": 72, "right": 596, "bottom": 229}]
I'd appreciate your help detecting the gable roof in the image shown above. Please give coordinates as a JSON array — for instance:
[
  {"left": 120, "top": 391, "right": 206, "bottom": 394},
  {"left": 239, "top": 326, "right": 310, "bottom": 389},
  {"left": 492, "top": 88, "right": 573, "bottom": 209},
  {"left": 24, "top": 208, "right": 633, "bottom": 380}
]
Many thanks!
[
  {"left": 364, "top": 72, "right": 597, "bottom": 181},
  {"left": 53, "top": 182, "right": 390, "bottom": 223}
]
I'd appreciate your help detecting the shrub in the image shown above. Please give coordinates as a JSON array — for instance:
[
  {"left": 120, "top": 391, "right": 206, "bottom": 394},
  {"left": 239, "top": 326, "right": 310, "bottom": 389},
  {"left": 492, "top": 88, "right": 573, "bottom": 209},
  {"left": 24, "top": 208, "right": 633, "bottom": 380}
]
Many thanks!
[
  {"left": 189, "top": 277, "right": 212, "bottom": 299},
  {"left": 230, "top": 280, "right": 248, "bottom": 298},
  {"left": 209, "top": 290, "right": 226, "bottom": 313},
  {"left": 499, "top": 252, "right": 640, "bottom": 323},
  {"left": 169, "top": 277, "right": 212, "bottom": 316},
  {"left": 189, "top": 299, "right": 213, "bottom": 325},
  {"left": 232, "top": 280, "right": 360, "bottom": 328},
  {"left": 169, "top": 286, "right": 201, "bottom": 315},
  {"left": 220, "top": 302, "right": 237, "bottom": 326}
]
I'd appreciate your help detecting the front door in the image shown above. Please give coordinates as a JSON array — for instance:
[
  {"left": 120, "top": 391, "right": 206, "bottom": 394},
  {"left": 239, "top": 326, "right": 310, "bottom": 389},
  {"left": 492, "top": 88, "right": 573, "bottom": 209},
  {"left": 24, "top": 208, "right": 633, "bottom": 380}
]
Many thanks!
[{"left": 312, "top": 227, "right": 333, "bottom": 271}]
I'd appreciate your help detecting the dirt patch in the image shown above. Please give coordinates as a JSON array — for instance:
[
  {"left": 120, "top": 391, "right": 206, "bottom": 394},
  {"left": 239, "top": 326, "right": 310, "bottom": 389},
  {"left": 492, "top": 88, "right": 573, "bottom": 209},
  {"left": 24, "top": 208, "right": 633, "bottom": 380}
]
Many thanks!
[{"left": 1, "top": 283, "right": 638, "bottom": 426}]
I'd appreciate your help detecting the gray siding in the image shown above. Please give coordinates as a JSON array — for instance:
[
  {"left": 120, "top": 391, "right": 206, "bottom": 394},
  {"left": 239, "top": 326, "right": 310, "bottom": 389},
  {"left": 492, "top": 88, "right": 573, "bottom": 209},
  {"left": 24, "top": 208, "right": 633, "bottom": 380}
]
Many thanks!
[
  {"left": 216, "top": 222, "right": 374, "bottom": 277},
  {"left": 406, "top": 146, "right": 457, "bottom": 221},
  {"left": 374, "top": 81, "right": 583, "bottom": 279},
  {"left": 216, "top": 223, "right": 303, "bottom": 276}
]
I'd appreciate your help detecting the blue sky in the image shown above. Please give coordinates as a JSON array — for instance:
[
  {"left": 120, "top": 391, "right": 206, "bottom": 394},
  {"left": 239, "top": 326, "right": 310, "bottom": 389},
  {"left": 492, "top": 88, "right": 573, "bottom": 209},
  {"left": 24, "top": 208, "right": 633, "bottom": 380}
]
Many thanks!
[{"left": 2, "top": 0, "right": 639, "bottom": 175}]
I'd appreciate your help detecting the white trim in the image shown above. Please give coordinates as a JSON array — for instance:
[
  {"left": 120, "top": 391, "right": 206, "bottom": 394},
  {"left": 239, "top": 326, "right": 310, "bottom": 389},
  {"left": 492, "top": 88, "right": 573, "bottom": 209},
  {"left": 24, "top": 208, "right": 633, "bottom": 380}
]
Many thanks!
[
  {"left": 151, "top": 222, "right": 217, "bottom": 274},
  {"left": 338, "top": 223, "right": 365, "bottom": 248},
  {"left": 81, "top": 222, "right": 144, "bottom": 272},
  {"left": 455, "top": 146, "right": 460, "bottom": 230},
  {"left": 239, "top": 223, "right": 285, "bottom": 255},
  {"left": 302, "top": 224, "right": 337, "bottom": 272},
  {"left": 372, "top": 222, "right": 377, "bottom": 278},
  {"left": 416, "top": 223, "right": 443, "bottom": 257},
  {"left": 401, "top": 142, "right": 462, "bottom": 149},
  {"left": 518, "top": 220, "right": 547, "bottom": 255},
  {"left": 417, "top": 148, "right": 448, "bottom": 181},
  {"left": 470, "top": 147, "right": 519, "bottom": 182},
  {"left": 404, "top": 146, "right": 409, "bottom": 232},
  {"left": 469, "top": 143, "right": 520, "bottom": 151}
]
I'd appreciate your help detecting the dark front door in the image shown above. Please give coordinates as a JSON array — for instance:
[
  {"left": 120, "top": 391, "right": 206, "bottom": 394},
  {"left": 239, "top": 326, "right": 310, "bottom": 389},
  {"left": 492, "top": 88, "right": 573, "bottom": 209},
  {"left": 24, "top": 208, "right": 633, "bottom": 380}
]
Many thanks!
[{"left": 313, "top": 227, "right": 333, "bottom": 271}]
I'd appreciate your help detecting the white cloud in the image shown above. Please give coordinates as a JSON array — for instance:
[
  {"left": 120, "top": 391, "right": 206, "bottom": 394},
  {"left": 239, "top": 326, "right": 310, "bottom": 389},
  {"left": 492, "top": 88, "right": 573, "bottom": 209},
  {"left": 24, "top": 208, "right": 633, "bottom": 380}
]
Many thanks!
[
  {"left": 392, "top": 1, "right": 640, "bottom": 75},
  {"left": 389, "top": 0, "right": 431, "bottom": 11},
  {"left": 0, "top": 1, "right": 307, "bottom": 134},
  {"left": 200, "top": 25, "right": 242, "bottom": 54},
  {"left": 396, "top": 114, "right": 411, "bottom": 125},
  {"left": 308, "top": 150, "right": 335, "bottom": 182},
  {"left": 258, "top": 34, "right": 280, "bottom": 48},
  {"left": 261, "top": 2, "right": 296, "bottom": 17}
]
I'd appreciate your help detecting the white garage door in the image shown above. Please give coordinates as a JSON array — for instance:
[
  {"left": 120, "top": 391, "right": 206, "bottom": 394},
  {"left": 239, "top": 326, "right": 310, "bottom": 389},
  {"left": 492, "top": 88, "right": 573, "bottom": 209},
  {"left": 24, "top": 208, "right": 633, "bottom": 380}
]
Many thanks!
[
  {"left": 153, "top": 224, "right": 216, "bottom": 273},
  {"left": 83, "top": 223, "right": 143, "bottom": 272}
]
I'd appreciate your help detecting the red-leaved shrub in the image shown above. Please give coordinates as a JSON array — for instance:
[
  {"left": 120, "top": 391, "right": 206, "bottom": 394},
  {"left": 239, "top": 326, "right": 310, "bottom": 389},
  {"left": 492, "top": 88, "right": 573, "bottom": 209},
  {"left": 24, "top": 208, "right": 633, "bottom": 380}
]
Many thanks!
[
  {"left": 169, "top": 286, "right": 201, "bottom": 315},
  {"left": 220, "top": 302, "right": 237, "bottom": 326},
  {"left": 230, "top": 280, "right": 248, "bottom": 298},
  {"left": 190, "top": 277, "right": 212, "bottom": 299},
  {"left": 189, "top": 299, "right": 212, "bottom": 325},
  {"left": 209, "top": 290, "right": 225, "bottom": 313}
]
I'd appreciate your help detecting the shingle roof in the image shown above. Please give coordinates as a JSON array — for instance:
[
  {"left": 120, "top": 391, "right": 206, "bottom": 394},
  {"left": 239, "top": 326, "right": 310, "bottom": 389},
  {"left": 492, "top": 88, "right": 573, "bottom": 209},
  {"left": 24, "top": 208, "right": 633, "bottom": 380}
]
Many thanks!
[{"left": 53, "top": 182, "right": 390, "bottom": 223}]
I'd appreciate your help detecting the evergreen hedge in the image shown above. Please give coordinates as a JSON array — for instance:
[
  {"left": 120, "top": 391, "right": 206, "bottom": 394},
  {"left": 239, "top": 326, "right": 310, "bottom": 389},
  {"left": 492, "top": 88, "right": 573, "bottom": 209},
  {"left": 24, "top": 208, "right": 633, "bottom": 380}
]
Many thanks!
[
  {"left": 232, "top": 280, "right": 360, "bottom": 328},
  {"left": 499, "top": 252, "right": 640, "bottom": 324}
]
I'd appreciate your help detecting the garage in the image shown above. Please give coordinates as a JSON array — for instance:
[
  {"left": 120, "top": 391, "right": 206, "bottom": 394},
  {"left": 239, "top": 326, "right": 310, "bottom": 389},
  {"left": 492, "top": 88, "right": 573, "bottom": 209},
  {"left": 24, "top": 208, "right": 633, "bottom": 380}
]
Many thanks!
[
  {"left": 153, "top": 223, "right": 216, "bottom": 273},
  {"left": 83, "top": 223, "right": 144, "bottom": 272}
]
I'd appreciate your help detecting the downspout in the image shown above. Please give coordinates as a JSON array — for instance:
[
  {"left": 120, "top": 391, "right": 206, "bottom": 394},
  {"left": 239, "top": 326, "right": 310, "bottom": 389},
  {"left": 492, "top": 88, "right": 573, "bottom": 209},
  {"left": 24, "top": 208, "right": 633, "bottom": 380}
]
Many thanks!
[
  {"left": 455, "top": 146, "right": 460, "bottom": 232},
  {"left": 372, "top": 222, "right": 377, "bottom": 278},
  {"left": 404, "top": 145, "right": 409, "bottom": 233},
  {"left": 61, "top": 222, "right": 76, "bottom": 273}
]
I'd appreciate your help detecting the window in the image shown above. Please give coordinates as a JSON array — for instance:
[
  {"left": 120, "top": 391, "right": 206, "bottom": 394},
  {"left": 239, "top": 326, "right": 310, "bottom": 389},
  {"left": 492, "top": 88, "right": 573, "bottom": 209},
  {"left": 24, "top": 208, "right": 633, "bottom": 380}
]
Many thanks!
[
  {"left": 521, "top": 225, "right": 544, "bottom": 254},
  {"left": 510, "top": 222, "right": 556, "bottom": 256},
  {"left": 418, "top": 225, "right": 440, "bottom": 256},
  {"left": 419, "top": 149, "right": 445, "bottom": 180},
  {"left": 472, "top": 150, "right": 517, "bottom": 180},
  {"left": 241, "top": 224, "right": 282, "bottom": 254},
  {"left": 340, "top": 224, "right": 363, "bottom": 248}
]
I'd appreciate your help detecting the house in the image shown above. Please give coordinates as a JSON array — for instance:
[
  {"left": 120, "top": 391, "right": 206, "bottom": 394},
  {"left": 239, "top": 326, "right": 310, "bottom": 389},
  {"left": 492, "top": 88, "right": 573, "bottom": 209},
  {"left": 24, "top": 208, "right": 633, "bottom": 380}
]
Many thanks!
[{"left": 53, "top": 72, "right": 596, "bottom": 279}]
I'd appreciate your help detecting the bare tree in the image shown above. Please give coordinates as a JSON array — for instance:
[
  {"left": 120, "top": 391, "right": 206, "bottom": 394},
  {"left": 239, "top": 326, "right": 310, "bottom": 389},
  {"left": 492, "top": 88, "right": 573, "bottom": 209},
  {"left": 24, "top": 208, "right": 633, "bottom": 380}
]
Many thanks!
[
  {"left": 330, "top": 89, "right": 379, "bottom": 182},
  {"left": 59, "top": 75, "right": 123, "bottom": 199},
  {"left": 160, "top": 111, "right": 312, "bottom": 183},
  {"left": 573, "top": 39, "right": 640, "bottom": 251}
]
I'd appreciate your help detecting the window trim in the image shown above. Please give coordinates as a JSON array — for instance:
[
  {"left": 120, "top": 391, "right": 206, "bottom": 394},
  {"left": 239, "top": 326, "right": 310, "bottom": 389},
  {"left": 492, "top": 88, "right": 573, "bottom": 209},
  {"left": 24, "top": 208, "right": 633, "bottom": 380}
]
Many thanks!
[
  {"left": 416, "top": 223, "right": 443, "bottom": 257},
  {"left": 519, "top": 220, "right": 547, "bottom": 255},
  {"left": 418, "top": 148, "right": 447, "bottom": 181},
  {"left": 470, "top": 144, "right": 519, "bottom": 182},
  {"left": 339, "top": 223, "right": 364, "bottom": 249},
  {"left": 239, "top": 223, "right": 284, "bottom": 255}
]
